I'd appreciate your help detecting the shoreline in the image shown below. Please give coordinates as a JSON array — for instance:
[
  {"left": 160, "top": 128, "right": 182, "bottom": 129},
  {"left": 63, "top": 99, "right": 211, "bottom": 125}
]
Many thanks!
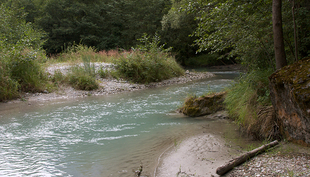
[
  {"left": 154, "top": 133, "right": 237, "bottom": 177},
  {"left": 2, "top": 71, "right": 214, "bottom": 105},
  {"left": 0, "top": 67, "right": 214, "bottom": 120},
  {"left": 1, "top": 63, "right": 310, "bottom": 177},
  {"left": 2, "top": 63, "right": 245, "bottom": 106},
  {"left": 154, "top": 122, "right": 310, "bottom": 177},
  {"left": 154, "top": 131, "right": 310, "bottom": 177},
  {"left": 153, "top": 112, "right": 244, "bottom": 177}
]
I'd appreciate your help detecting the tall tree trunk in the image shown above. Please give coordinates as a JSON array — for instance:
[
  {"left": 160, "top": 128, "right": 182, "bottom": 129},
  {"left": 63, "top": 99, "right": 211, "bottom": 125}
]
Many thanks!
[
  {"left": 292, "top": 0, "right": 298, "bottom": 61},
  {"left": 272, "top": 0, "right": 287, "bottom": 69}
]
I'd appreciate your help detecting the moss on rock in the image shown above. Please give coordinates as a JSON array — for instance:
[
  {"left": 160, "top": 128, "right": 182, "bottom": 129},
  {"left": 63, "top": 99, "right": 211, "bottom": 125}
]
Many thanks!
[
  {"left": 269, "top": 57, "right": 310, "bottom": 146},
  {"left": 179, "top": 92, "right": 226, "bottom": 117},
  {"left": 270, "top": 57, "right": 310, "bottom": 111}
]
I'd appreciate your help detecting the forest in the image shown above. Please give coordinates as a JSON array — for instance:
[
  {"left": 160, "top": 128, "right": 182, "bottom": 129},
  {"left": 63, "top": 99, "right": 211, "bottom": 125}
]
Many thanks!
[
  {"left": 1, "top": 0, "right": 309, "bottom": 65},
  {"left": 0, "top": 0, "right": 309, "bottom": 130}
]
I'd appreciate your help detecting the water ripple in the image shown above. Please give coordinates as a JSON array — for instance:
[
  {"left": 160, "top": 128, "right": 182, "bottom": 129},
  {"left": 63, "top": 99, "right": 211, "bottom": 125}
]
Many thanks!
[{"left": 0, "top": 72, "right": 238, "bottom": 176}]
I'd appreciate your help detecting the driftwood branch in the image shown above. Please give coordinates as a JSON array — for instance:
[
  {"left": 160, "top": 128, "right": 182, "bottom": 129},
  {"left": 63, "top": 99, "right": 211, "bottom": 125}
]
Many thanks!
[{"left": 216, "top": 140, "right": 279, "bottom": 175}]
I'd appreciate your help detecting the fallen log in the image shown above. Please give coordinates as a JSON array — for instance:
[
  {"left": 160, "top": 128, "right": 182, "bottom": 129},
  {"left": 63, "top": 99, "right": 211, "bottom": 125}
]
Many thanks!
[{"left": 216, "top": 140, "right": 279, "bottom": 175}]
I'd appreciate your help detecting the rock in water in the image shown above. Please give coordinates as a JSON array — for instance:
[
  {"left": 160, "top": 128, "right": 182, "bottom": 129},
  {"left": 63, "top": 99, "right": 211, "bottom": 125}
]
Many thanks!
[
  {"left": 179, "top": 92, "right": 226, "bottom": 117},
  {"left": 269, "top": 57, "right": 310, "bottom": 146}
]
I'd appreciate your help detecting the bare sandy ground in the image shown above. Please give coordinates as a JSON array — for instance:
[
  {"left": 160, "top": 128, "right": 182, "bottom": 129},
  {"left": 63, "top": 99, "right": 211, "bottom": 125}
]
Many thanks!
[{"left": 155, "top": 133, "right": 240, "bottom": 177}]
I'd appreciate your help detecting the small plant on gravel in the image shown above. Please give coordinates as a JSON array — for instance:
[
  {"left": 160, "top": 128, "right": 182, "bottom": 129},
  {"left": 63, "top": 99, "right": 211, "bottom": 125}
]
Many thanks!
[
  {"left": 68, "top": 66, "right": 98, "bottom": 91},
  {"left": 98, "top": 67, "right": 109, "bottom": 78},
  {"left": 52, "top": 70, "right": 67, "bottom": 84},
  {"left": 82, "top": 56, "right": 96, "bottom": 77}
]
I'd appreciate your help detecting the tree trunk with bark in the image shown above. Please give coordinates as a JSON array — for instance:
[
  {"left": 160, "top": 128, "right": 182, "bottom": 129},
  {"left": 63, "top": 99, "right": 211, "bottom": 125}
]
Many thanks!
[{"left": 272, "top": 0, "right": 287, "bottom": 69}]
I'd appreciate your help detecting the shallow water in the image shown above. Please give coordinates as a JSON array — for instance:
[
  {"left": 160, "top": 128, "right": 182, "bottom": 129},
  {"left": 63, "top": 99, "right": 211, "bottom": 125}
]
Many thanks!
[{"left": 0, "top": 71, "right": 246, "bottom": 177}]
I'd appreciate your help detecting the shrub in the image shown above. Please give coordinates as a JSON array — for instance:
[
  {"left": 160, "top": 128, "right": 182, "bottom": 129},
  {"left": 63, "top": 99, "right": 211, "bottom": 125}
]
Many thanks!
[
  {"left": 98, "top": 67, "right": 109, "bottom": 78},
  {"left": 114, "top": 51, "right": 184, "bottom": 83},
  {"left": 52, "top": 70, "right": 66, "bottom": 84},
  {"left": 0, "top": 61, "right": 19, "bottom": 101},
  {"left": 113, "top": 34, "right": 184, "bottom": 83},
  {"left": 0, "top": 4, "right": 48, "bottom": 99},
  {"left": 68, "top": 66, "right": 98, "bottom": 91},
  {"left": 82, "top": 56, "right": 96, "bottom": 77},
  {"left": 10, "top": 51, "right": 48, "bottom": 92}
]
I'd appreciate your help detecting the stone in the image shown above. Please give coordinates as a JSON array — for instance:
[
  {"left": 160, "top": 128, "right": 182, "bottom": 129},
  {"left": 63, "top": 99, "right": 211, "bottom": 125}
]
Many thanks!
[
  {"left": 179, "top": 92, "right": 226, "bottom": 117},
  {"left": 269, "top": 57, "right": 310, "bottom": 146}
]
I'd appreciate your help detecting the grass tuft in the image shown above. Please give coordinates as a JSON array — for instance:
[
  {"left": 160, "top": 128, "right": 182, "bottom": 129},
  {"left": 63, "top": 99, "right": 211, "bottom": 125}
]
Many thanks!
[
  {"left": 48, "top": 44, "right": 117, "bottom": 64},
  {"left": 68, "top": 66, "right": 98, "bottom": 91},
  {"left": 224, "top": 69, "right": 277, "bottom": 139}
]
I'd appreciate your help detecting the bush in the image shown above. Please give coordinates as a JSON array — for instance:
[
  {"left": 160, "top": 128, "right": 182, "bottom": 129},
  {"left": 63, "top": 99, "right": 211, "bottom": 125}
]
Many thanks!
[
  {"left": 52, "top": 70, "right": 66, "bottom": 84},
  {"left": 0, "top": 4, "right": 48, "bottom": 100},
  {"left": 68, "top": 66, "right": 98, "bottom": 91},
  {"left": 113, "top": 34, "right": 184, "bottom": 83},
  {"left": 0, "top": 61, "right": 19, "bottom": 101},
  {"left": 10, "top": 51, "right": 48, "bottom": 92},
  {"left": 98, "top": 67, "right": 109, "bottom": 78}
]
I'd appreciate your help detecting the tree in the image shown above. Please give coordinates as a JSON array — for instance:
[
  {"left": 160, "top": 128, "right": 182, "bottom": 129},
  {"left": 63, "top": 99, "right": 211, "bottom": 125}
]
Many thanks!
[
  {"left": 184, "top": 0, "right": 276, "bottom": 70},
  {"left": 272, "top": 0, "right": 287, "bottom": 69},
  {"left": 160, "top": 0, "right": 199, "bottom": 65},
  {"left": 23, "top": 0, "right": 171, "bottom": 53},
  {"left": 0, "top": 3, "right": 47, "bottom": 98}
]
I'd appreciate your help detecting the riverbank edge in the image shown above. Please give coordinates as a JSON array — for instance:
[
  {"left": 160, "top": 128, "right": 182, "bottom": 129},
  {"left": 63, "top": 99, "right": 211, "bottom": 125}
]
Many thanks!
[
  {"left": 154, "top": 114, "right": 310, "bottom": 177},
  {"left": 156, "top": 121, "right": 310, "bottom": 177},
  {"left": 1, "top": 71, "right": 214, "bottom": 106}
]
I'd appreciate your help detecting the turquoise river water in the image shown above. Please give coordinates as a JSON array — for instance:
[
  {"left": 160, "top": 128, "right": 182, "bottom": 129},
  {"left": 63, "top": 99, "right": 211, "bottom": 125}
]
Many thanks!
[{"left": 0, "top": 70, "right": 248, "bottom": 177}]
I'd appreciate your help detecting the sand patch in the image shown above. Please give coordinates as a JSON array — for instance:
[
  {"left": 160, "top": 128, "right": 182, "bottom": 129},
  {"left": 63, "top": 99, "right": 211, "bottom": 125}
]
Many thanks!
[{"left": 155, "top": 133, "right": 240, "bottom": 177}]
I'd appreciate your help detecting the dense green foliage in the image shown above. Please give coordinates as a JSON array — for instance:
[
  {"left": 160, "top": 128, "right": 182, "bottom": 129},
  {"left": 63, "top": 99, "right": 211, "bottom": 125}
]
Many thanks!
[
  {"left": 224, "top": 70, "right": 274, "bottom": 123},
  {"left": 160, "top": 0, "right": 199, "bottom": 65},
  {"left": 1, "top": 0, "right": 309, "bottom": 104},
  {"left": 168, "top": 0, "right": 309, "bottom": 139},
  {"left": 1, "top": 0, "right": 204, "bottom": 63},
  {"left": 7, "top": 0, "right": 171, "bottom": 54},
  {"left": 0, "top": 60, "right": 19, "bottom": 101},
  {"left": 0, "top": 4, "right": 47, "bottom": 101},
  {"left": 169, "top": 0, "right": 309, "bottom": 70},
  {"left": 68, "top": 67, "right": 98, "bottom": 91},
  {"left": 113, "top": 34, "right": 184, "bottom": 83}
]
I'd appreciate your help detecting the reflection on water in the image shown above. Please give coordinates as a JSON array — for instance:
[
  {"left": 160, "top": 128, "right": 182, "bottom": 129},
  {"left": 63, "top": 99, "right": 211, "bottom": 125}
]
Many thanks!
[{"left": 0, "top": 71, "right": 248, "bottom": 177}]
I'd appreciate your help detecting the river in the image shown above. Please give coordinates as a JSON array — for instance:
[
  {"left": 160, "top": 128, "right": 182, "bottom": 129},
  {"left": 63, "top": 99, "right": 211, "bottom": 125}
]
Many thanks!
[{"left": 0, "top": 70, "right": 252, "bottom": 177}]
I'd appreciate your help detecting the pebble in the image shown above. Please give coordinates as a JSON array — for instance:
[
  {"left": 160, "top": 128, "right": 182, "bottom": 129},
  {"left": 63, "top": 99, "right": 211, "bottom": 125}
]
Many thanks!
[{"left": 225, "top": 153, "right": 310, "bottom": 177}]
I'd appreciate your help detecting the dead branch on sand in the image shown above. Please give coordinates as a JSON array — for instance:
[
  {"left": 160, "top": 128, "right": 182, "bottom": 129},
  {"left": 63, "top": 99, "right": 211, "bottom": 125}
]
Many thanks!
[{"left": 216, "top": 140, "right": 279, "bottom": 175}]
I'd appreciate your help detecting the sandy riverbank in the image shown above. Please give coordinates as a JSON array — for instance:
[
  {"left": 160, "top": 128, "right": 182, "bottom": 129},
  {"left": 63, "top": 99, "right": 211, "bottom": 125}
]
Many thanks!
[
  {"left": 154, "top": 125, "right": 310, "bottom": 177},
  {"left": 154, "top": 134, "right": 310, "bottom": 177},
  {"left": 153, "top": 111, "right": 243, "bottom": 177},
  {"left": 155, "top": 133, "right": 237, "bottom": 177}
]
